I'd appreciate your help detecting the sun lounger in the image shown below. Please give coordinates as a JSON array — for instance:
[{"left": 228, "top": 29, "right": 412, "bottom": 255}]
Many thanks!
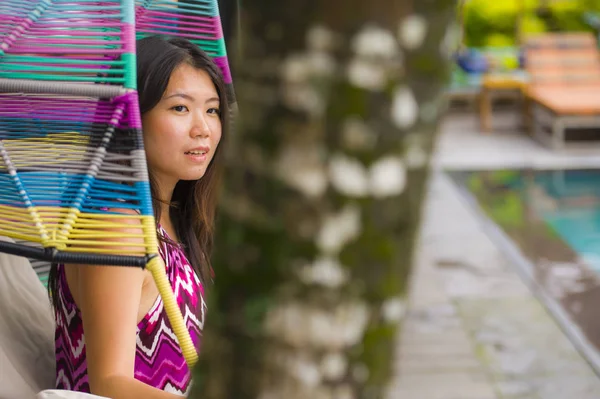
[{"left": 524, "top": 33, "right": 600, "bottom": 149}]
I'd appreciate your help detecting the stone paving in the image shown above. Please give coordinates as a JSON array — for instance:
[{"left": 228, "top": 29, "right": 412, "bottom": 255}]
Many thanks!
[
  {"left": 433, "top": 112, "right": 600, "bottom": 171},
  {"left": 386, "top": 172, "right": 600, "bottom": 399}
]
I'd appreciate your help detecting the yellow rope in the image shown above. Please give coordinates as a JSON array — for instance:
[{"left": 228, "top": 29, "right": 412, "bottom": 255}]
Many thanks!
[
  {"left": 141, "top": 214, "right": 198, "bottom": 369},
  {"left": 146, "top": 256, "right": 199, "bottom": 369},
  {"left": 0, "top": 201, "right": 199, "bottom": 367},
  {"left": 0, "top": 230, "right": 43, "bottom": 243},
  {"left": 0, "top": 204, "right": 156, "bottom": 254}
]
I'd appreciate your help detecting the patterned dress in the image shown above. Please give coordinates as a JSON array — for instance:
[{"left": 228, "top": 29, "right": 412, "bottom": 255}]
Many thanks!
[{"left": 54, "top": 225, "right": 206, "bottom": 395}]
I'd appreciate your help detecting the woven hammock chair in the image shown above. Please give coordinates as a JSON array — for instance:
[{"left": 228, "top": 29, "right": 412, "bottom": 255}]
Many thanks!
[{"left": 0, "top": 0, "right": 234, "bottom": 369}]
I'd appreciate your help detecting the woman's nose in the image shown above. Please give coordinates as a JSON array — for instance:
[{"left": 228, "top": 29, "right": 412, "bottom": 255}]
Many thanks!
[{"left": 191, "top": 117, "right": 210, "bottom": 137}]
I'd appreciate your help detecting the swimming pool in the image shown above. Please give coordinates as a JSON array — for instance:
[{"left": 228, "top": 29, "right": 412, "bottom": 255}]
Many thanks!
[
  {"left": 450, "top": 168, "right": 600, "bottom": 372},
  {"left": 453, "top": 169, "right": 600, "bottom": 268},
  {"left": 530, "top": 170, "right": 600, "bottom": 272}
]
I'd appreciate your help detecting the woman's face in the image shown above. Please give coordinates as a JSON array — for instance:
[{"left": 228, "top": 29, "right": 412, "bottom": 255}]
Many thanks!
[{"left": 142, "top": 62, "right": 222, "bottom": 193}]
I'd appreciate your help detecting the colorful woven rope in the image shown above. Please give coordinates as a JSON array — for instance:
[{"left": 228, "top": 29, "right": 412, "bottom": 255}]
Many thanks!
[
  {"left": 1, "top": 0, "right": 136, "bottom": 87},
  {"left": 136, "top": 0, "right": 234, "bottom": 98}
]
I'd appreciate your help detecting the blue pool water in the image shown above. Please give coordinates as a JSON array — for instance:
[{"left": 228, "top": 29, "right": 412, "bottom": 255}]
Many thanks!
[
  {"left": 522, "top": 170, "right": 600, "bottom": 271},
  {"left": 457, "top": 169, "right": 600, "bottom": 272},
  {"left": 545, "top": 208, "right": 600, "bottom": 271}
]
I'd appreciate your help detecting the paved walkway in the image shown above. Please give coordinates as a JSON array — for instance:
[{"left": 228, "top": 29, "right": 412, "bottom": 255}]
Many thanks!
[
  {"left": 434, "top": 112, "right": 600, "bottom": 171},
  {"left": 387, "top": 113, "right": 600, "bottom": 398}
]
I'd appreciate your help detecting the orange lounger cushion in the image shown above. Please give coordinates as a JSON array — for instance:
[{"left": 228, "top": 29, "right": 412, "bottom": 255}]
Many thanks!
[{"left": 527, "top": 86, "right": 600, "bottom": 115}]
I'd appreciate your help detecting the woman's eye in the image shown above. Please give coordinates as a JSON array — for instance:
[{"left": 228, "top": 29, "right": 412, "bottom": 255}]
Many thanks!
[
  {"left": 172, "top": 105, "right": 188, "bottom": 112},
  {"left": 207, "top": 108, "right": 221, "bottom": 115}
]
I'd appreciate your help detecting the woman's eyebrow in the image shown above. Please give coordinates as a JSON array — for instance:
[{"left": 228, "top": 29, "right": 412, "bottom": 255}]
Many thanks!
[{"left": 164, "top": 92, "right": 195, "bottom": 101}]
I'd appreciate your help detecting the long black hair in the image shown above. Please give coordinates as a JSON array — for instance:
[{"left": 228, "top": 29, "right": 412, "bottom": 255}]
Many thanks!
[
  {"left": 137, "top": 36, "right": 229, "bottom": 284},
  {"left": 48, "top": 36, "right": 229, "bottom": 311}
]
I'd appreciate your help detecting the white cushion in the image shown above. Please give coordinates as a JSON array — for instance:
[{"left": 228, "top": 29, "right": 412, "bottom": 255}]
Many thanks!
[
  {"left": 0, "top": 236, "right": 55, "bottom": 399},
  {"left": 36, "top": 390, "right": 109, "bottom": 399}
]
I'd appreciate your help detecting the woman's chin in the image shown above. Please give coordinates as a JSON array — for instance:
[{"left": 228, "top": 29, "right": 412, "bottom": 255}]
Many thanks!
[{"left": 180, "top": 171, "right": 207, "bottom": 182}]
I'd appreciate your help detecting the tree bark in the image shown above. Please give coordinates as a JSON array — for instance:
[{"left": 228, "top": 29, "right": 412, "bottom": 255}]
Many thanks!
[{"left": 192, "top": 1, "right": 457, "bottom": 398}]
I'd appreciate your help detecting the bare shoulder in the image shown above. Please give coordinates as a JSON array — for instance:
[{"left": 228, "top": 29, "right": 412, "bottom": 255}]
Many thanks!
[
  {"left": 104, "top": 207, "right": 144, "bottom": 225},
  {"left": 65, "top": 206, "right": 151, "bottom": 309}
]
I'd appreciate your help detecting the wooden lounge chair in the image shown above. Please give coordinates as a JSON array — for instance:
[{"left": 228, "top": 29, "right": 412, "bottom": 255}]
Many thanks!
[{"left": 523, "top": 33, "right": 600, "bottom": 150}]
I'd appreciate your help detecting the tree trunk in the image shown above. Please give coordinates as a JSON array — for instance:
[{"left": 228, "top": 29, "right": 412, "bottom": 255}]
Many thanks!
[
  {"left": 217, "top": 0, "right": 239, "bottom": 54},
  {"left": 193, "top": 1, "right": 457, "bottom": 398}
]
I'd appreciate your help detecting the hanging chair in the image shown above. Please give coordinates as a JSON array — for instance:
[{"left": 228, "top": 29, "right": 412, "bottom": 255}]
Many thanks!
[{"left": 0, "top": 0, "right": 233, "bottom": 370}]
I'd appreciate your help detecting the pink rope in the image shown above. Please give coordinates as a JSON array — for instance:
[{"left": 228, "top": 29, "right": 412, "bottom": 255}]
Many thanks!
[
  {"left": 34, "top": 21, "right": 125, "bottom": 28},
  {"left": 136, "top": 22, "right": 220, "bottom": 38},
  {"left": 27, "top": 30, "right": 123, "bottom": 37},
  {"left": 19, "top": 38, "right": 127, "bottom": 45},
  {"left": 139, "top": 16, "right": 215, "bottom": 29},
  {"left": 134, "top": 7, "right": 214, "bottom": 23},
  {"left": 0, "top": 13, "right": 130, "bottom": 56},
  {"left": 214, "top": 57, "right": 232, "bottom": 84},
  {"left": 3, "top": 63, "right": 118, "bottom": 69},
  {"left": 122, "top": 21, "right": 135, "bottom": 54},
  {"left": 132, "top": 28, "right": 218, "bottom": 42},
  {"left": 7, "top": 47, "right": 126, "bottom": 54}
]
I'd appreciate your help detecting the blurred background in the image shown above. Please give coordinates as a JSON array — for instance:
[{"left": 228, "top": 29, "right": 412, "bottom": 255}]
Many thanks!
[
  {"left": 5, "top": 0, "right": 600, "bottom": 398},
  {"left": 420, "top": 0, "right": 600, "bottom": 398},
  {"left": 195, "top": 1, "right": 600, "bottom": 398}
]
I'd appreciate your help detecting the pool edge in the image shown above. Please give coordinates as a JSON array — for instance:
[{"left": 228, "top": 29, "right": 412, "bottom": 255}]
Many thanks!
[{"left": 440, "top": 170, "right": 600, "bottom": 379}]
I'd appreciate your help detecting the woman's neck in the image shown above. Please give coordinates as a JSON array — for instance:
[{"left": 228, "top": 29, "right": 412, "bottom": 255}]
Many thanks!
[
  {"left": 159, "top": 206, "right": 180, "bottom": 243},
  {"left": 152, "top": 173, "right": 180, "bottom": 241}
]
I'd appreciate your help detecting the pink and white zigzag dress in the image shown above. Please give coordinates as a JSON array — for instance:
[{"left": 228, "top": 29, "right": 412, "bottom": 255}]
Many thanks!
[{"left": 54, "top": 225, "right": 206, "bottom": 395}]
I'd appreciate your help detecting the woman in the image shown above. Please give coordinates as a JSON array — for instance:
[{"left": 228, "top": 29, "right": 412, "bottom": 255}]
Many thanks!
[{"left": 48, "top": 36, "right": 229, "bottom": 398}]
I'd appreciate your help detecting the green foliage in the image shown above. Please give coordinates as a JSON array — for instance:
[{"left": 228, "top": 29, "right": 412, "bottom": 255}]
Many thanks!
[
  {"left": 354, "top": 323, "right": 398, "bottom": 392},
  {"left": 489, "top": 170, "right": 520, "bottom": 185},
  {"left": 467, "top": 173, "right": 483, "bottom": 193},
  {"left": 463, "top": 0, "right": 522, "bottom": 47},
  {"left": 520, "top": 14, "right": 547, "bottom": 35},
  {"left": 462, "top": 0, "right": 594, "bottom": 47},
  {"left": 466, "top": 172, "right": 525, "bottom": 229},
  {"left": 551, "top": 1, "right": 592, "bottom": 31},
  {"left": 485, "top": 33, "right": 514, "bottom": 47},
  {"left": 486, "top": 192, "right": 525, "bottom": 229}
]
